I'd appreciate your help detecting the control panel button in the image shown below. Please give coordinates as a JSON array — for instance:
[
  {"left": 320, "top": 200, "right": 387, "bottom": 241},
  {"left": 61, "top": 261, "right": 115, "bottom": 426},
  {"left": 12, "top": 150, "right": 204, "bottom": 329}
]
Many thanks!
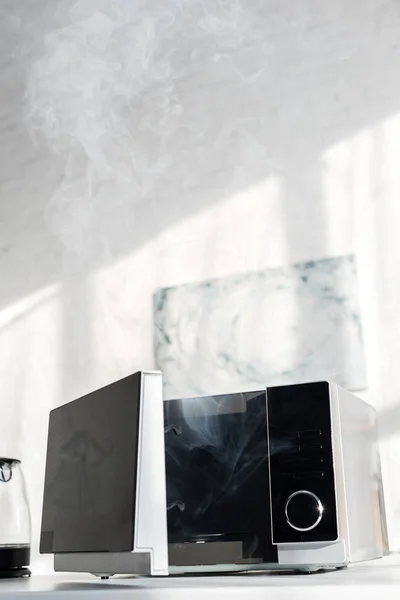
[{"left": 284, "top": 490, "right": 323, "bottom": 532}]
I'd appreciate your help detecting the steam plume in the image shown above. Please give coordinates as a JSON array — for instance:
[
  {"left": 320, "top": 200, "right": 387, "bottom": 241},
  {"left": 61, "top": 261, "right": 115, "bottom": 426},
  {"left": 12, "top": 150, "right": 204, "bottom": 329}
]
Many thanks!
[{"left": 25, "top": 0, "right": 254, "bottom": 253}]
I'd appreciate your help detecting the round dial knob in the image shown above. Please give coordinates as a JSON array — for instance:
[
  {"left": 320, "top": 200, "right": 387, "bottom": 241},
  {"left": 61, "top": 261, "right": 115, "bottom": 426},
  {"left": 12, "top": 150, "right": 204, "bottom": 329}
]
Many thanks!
[{"left": 284, "top": 490, "right": 323, "bottom": 532}]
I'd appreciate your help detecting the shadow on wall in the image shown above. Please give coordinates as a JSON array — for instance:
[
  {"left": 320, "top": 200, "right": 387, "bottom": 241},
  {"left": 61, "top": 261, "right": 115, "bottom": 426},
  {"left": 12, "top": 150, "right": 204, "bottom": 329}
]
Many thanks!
[
  {"left": 378, "top": 403, "right": 400, "bottom": 440},
  {"left": 0, "top": 0, "right": 400, "bottom": 310}
]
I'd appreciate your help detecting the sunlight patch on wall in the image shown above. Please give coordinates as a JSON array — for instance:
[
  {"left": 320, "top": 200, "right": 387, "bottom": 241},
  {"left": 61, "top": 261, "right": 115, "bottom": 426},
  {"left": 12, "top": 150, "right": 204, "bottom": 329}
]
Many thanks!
[
  {"left": 155, "top": 175, "right": 284, "bottom": 285},
  {"left": 0, "top": 282, "right": 61, "bottom": 452},
  {"left": 90, "top": 175, "right": 283, "bottom": 379},
  {"left": 321, "top": 128, "right": 380, "bottom": 405}
]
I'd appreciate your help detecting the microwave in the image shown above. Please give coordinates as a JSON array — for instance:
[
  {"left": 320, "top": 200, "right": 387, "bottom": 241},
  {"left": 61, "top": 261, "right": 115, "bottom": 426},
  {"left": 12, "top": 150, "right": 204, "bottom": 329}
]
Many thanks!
[{"left": 40, "top": 372, "right": 388, "bottom": 577}]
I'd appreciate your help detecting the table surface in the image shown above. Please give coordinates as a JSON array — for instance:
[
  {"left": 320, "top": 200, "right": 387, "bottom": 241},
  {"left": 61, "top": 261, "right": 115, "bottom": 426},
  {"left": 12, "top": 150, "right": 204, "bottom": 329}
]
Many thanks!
[{"left": 1, "top": 558, "right": 400, "bottom": 599}]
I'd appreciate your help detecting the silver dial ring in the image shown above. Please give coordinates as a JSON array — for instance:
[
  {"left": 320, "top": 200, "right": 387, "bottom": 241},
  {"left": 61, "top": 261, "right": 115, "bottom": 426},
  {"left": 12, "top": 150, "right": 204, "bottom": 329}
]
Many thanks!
[{"left": 284, "top": 490, "right": 323, "bottom": 532}]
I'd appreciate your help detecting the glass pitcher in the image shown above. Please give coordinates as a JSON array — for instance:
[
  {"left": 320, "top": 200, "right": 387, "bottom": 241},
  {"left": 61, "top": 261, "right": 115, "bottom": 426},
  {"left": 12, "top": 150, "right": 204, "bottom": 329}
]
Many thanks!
[{"left": 0, "top": 458, "right": 31, "bottom": 577}]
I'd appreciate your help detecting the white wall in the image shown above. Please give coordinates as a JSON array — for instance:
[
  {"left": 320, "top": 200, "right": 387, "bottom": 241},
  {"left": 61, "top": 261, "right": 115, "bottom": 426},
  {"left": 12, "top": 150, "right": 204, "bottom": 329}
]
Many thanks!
[{"left": 1, "top": 0, "right": 400, "bottom": 571}]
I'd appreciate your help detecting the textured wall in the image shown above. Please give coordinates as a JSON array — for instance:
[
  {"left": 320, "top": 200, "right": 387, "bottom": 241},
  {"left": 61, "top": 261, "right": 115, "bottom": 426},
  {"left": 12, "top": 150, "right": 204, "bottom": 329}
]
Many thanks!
[{"left": 1, "top": 0, "right": 400, "bottom": 570}]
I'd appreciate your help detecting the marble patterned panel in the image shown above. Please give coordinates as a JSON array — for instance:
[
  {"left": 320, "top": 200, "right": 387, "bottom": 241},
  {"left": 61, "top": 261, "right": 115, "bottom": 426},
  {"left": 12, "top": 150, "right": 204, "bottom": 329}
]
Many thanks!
[{"left": 154, "top": 255, "right": 367, "bottom": 398}]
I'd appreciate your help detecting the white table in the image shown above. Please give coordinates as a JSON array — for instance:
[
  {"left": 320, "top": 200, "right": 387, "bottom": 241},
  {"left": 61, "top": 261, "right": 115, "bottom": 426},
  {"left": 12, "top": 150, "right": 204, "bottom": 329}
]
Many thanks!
[{"left": 1, "top": 559, "right": 399, "bottom": 599}]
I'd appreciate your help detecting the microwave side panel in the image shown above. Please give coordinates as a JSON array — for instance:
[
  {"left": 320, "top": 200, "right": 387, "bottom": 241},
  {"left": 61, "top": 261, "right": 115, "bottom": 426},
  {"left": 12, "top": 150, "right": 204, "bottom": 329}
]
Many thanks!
[{"left": 337, "top": 386, "right": 387, "bottom": 562}]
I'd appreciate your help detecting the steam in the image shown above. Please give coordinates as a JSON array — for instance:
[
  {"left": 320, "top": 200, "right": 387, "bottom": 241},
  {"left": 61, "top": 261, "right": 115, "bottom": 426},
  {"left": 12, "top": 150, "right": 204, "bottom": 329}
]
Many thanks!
[
  {"left": 165, "top": 391, "right": 287, "bottom": 522},
  {"left": 24, "top": 0, "right": 255, "bottom": 253}
]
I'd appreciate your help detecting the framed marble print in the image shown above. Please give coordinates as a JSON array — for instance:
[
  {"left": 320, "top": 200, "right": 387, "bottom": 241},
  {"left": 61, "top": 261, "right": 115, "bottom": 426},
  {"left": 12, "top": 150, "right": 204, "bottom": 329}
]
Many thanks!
[{"left": 154, "top": 255, "right": 367, "bottom": 399}]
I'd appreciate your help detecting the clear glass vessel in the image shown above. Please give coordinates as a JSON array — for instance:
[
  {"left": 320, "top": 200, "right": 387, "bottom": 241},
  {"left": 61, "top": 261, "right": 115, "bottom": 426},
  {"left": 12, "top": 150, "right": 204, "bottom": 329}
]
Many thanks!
[{"left": 0, "top": 458, "right": 31, "bottom": 578}]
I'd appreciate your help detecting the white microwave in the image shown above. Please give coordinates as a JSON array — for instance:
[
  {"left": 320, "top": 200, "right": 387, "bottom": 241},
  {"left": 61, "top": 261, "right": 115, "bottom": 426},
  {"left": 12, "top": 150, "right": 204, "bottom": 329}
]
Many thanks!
[{"left": 40, "top": 372, "right": 388, "bottom": 577}]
